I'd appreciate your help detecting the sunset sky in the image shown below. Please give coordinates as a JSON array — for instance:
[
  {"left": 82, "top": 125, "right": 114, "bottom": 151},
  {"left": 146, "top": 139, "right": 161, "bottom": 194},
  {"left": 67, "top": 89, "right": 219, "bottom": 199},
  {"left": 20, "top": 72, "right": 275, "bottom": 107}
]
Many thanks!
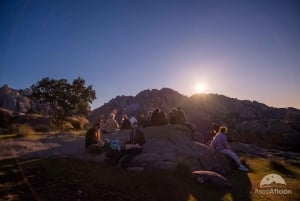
[{"left": 1, "top": 0, "right": 300, "bottom": 109}]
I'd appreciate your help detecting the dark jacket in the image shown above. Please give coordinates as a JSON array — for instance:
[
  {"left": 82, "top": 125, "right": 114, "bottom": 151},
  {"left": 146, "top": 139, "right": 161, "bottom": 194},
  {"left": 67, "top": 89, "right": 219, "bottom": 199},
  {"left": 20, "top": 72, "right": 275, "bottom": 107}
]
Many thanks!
[
  {"left": 85, "top": 127, "right": 99, "bottom": 148},
  {"left": 120, "top": 118, "right": 131, "bottom": 130},
  {"left": 126, "top": 129, "right": 145, "bottom": 147}
]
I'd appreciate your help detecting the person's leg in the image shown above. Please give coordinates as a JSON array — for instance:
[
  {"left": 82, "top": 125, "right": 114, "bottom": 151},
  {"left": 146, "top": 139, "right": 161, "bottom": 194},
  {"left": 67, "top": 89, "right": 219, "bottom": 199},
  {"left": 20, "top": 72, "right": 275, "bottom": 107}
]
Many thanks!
[
  {"left": 219, "top": 149, "right": 249, "bottom": 171},
  {"left": 219, "top": 149, "right": 242, "bottom": 166},
  {"left": 119, "top": 148, "right": 142, "bottom": 168},
  {"left": 86, "top": 144, "right": 103, "bottom": 153}
]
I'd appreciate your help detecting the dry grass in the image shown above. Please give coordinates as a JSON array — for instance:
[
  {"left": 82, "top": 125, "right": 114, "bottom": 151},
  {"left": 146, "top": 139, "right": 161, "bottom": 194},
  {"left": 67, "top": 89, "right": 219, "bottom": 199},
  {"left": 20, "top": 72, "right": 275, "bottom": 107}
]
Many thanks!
[
  {"left": 17, "top": 124, "right": 35, "bottom": 137},
  {"left": 0, "top": 157, "right": 299, "bottom": 201}
]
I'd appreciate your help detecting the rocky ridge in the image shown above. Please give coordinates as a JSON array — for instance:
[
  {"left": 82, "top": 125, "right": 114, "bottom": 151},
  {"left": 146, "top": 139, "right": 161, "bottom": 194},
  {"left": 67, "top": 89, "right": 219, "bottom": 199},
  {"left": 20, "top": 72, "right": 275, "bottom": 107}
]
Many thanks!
[
  {"left": 1, "top": 85, "right": 300, "bottom": 151},
  {"left": 89, "top": 88, "right": 300, "bottom": 151}
]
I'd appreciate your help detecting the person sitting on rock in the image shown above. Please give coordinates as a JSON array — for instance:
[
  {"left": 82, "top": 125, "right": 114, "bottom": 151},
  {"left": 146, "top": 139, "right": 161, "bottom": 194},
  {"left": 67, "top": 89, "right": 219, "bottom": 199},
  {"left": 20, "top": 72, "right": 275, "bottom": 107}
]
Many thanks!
[
  {"left": 168, "top": 108, "right": 177, "bottom": 124},
  {"left": 210, "top": 126, "right": 249, "bottom": 171},
  {"left": 102, "top": 113, "right": 119, "bottom": 134},
  {"left": 174, "top": 106, "right": 187, "bottom": 125},
  {"left": 85, "top": 123, "right": 104, "bottom": 153},
  {"left": 119, "top": 117, "right": 146, "bottom": 168},
  {"left": 120, "top": 114, "right": 131, "bottom": 130}
]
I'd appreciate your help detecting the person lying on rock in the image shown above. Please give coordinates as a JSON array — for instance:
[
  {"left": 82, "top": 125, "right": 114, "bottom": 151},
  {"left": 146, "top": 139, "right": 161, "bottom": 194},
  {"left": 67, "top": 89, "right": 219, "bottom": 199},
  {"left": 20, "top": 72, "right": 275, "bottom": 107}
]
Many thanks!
[
  {"left": 210, "top": 126, "right": 249, "bottom": 171},
  {"left": 119, "top": 117, "right": 146, "bottom": 168},
  {"left": 85, "top": 123, "right": 104, "bottom": 153}
]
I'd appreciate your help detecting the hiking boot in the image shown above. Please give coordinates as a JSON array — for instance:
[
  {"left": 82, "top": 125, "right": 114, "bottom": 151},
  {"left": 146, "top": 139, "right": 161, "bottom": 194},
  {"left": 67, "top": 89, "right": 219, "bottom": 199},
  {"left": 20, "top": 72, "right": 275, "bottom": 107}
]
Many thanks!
[{"left": 238, "top": 165, "right": 249, "bottom": 172}]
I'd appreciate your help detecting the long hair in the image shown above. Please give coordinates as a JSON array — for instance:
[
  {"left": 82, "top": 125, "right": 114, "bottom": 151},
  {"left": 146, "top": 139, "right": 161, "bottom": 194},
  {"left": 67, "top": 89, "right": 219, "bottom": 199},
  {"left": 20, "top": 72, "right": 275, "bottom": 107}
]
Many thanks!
[{"left": 219, "top": 126, "right": 227, "bottom": 133}]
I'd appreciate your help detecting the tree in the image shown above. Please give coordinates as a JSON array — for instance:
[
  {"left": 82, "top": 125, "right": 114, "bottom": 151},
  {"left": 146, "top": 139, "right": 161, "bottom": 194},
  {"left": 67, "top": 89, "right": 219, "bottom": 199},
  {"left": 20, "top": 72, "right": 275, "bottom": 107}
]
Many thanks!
[{"left": 31, "top": 77, "right": 96, "bottom": 126}]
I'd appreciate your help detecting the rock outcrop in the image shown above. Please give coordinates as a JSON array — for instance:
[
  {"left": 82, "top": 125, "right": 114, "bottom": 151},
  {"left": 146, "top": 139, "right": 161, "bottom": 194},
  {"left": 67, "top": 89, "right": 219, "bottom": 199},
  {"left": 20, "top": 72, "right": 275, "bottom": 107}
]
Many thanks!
[
  {"left": 88, "top": 88, "right": 188, "bottom": 123},
  {"left": 230, "top": 120, "right": 300, "bottom": 151},
  {"left": 0, "top": 85, "right": 49, "bottom": 114},
  {"left": 103, "top": 125, "right": 232, "bottom": 175}
]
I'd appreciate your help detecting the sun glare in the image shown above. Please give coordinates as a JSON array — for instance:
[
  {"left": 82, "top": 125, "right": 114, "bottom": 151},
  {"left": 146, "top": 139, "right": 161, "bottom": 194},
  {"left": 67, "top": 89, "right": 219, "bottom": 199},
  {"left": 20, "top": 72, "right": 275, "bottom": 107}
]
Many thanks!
[{"left": 196, "top": 82, "right": 206, "bottom": 93}]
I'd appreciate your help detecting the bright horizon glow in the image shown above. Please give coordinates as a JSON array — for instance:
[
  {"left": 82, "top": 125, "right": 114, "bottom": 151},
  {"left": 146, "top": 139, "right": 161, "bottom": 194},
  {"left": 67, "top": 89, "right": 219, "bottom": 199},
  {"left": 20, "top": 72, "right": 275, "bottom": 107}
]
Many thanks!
[{"left": 195, "top": 82, "right": 206, "bottom": 94}]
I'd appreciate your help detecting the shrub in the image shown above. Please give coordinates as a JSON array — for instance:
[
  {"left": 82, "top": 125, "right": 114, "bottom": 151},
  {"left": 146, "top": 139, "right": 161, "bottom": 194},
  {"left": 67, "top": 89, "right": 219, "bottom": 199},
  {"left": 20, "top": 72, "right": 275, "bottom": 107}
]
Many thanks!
[{"left": 18, "top": 124, "right": 35, "bottom": 136}]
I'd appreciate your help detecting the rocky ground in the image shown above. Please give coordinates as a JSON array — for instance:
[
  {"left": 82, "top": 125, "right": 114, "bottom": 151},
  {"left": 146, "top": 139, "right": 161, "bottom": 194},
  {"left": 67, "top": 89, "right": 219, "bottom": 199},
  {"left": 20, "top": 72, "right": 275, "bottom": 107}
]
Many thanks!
[{"left": 1, "top": 126, "right": 299, "bottom": 169}]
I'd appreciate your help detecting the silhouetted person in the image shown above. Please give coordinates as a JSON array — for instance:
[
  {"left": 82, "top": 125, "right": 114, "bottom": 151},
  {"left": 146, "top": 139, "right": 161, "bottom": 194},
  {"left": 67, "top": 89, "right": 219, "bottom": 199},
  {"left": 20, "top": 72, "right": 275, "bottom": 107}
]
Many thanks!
[
  {"left": 85, "top": 123, "right": 103, "bottom": 153},
  {"left": 158, "top": 110, "right": 168, "bottom": 125},
  {"left": 150, "top": 108, "right": 160, "bottom": 126},
  {"left": 120, "top": 114, "right": 131, "bottom": 130},
  {"left": 174, "top": 106, "right": 186, "bottom": 125},
  {"left": 169, "top": 108, "right": 177, "bottom": 124}
]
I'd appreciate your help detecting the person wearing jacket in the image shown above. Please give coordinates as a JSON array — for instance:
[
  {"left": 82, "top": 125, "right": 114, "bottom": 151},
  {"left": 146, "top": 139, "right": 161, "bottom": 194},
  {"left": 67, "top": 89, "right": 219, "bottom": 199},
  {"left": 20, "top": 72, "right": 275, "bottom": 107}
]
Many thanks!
[{"left": 119, "top": 117, "right": 145, "bottom": 168}]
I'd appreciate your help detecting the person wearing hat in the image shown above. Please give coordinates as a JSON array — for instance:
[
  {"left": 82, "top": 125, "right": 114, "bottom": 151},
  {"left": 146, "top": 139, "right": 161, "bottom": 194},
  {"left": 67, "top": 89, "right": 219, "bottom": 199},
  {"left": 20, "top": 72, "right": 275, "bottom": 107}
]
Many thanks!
[{"left": 119, "top": 117, "right": 146, "bottom": 168}]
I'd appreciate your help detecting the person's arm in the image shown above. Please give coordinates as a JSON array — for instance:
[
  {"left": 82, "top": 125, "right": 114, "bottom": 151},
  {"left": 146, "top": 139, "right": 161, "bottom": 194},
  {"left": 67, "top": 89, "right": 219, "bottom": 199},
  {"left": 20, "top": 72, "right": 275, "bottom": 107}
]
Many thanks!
[{"left": 221, "top": 134, "right": 230, "bottom": 149}]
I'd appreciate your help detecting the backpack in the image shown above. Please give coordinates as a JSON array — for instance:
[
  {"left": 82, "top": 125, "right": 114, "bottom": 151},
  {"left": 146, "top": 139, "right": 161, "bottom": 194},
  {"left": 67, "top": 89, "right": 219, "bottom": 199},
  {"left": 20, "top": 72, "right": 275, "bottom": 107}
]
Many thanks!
[
  {"left": 104, "top": 139, "right": 123, "bottom": 165},
  {"left": 109, "top": 139, "right": 121, "bottom": 151}
]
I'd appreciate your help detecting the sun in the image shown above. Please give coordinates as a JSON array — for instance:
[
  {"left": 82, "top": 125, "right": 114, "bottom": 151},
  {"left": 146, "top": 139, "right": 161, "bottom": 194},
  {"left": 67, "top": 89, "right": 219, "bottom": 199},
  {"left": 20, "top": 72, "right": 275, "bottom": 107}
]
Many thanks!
[{"left": 195, "top": 82, "right": 206, "bottom": 93}]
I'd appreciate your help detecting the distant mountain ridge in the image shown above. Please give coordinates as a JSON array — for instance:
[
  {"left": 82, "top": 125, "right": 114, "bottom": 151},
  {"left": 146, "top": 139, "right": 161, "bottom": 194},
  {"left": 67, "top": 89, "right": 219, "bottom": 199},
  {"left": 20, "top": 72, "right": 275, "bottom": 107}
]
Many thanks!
[
  {"left": 89, "top": 87, "right": 300, "bottom": 151},
  {"left": 1, "top": 85, "right": 300, "bottom": 151},
  {"left": 89, "top": 87, "right": 299, "bottom": 123}
]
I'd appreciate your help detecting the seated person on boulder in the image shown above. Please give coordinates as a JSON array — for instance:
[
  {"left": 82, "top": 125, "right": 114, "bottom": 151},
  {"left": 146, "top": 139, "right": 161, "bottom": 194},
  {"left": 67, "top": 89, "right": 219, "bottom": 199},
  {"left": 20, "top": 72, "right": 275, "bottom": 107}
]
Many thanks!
[
  {"left": 85, "top": 123, "right": 104, "bottom": 153},
  {"left": 120, "top": 114, "right": 131, "bottom": 130},
  {"left": 102, "top": 113, "right": 119, "bottom": 133},
  {"left": 210, "top": 126, "right": 248, "bottom": 171},
  {"left": 119, "top": 117, "right": 146, "bottom": 168}
]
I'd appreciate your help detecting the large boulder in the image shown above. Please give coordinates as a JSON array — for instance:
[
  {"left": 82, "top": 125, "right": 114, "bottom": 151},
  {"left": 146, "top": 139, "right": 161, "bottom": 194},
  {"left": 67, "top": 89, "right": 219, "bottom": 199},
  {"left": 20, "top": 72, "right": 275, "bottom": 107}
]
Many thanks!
[
  {"left": 0, "top": 108, "right": 13, "bottom": 129},
  {"left": 192, "top": 170, "right": 232, "bottom": 188},
  {"left": 103, "top": 125, "right": 232, "bottom": 175},
  {"left": 230, "top": 120, "right": 300, "bottom": 151}
]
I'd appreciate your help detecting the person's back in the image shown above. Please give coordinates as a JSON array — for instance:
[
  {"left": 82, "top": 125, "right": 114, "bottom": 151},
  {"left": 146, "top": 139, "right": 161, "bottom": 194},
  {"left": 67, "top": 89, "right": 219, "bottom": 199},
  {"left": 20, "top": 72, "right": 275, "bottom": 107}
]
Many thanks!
[
  {"left": 210, "top": 126, "right": 249, "bottom": 172},
  {"left": 211, "top": 132, "right": 228, "bottom": 151},
  {"left": 175, "top": 107, "right": 187, "bottom": 125},
  {"left": 105, "top": 118, "right": 119, "bottom": 132},
  {"left": 104, "top": 114, "right": 119, "bottom": 133},
  {"left": 121, "top": 118, "right": 131, "bottom": 129}
]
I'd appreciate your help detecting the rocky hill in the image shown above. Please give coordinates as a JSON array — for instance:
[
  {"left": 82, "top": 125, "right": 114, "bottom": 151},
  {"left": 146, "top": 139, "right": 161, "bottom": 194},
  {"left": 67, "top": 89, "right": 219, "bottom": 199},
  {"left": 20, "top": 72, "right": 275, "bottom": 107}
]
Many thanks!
[{"left": 89, "top": 88, "right": 300, "bottom": 151}]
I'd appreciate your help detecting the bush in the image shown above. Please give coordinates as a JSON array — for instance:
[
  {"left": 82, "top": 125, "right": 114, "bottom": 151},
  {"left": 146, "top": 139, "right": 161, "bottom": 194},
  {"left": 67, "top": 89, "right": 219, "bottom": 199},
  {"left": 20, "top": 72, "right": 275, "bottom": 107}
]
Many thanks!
[{"left": 18, "top": 124, "right": 35, "bottom": 136}]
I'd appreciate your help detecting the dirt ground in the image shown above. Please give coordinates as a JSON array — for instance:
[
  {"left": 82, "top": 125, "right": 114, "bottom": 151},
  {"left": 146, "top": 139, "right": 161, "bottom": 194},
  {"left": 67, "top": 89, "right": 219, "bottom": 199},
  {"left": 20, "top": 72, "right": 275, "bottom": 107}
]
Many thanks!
[{"left": 0, "top": 134, "right": 106, "bottom": 162}]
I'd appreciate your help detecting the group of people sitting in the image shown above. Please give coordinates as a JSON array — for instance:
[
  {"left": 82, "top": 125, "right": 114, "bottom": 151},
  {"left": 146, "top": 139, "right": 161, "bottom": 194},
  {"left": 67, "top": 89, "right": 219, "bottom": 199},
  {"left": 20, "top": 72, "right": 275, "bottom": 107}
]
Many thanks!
[
  {"left": 95, "top": 106, "right": 188, "bottom": 133},
  {"left": 85, "top": 108, "right": 249, "bottom": 172},
  {"left": 85, "top": 116, "right": 145, "bottom": 169}
]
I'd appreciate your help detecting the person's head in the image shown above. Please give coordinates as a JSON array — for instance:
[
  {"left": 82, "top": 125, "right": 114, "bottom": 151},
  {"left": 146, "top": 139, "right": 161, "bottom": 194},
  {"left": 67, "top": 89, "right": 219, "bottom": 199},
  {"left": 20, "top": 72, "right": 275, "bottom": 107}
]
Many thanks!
[
  {"left": 130, "top": 117, "right": 138, "bottom": 129},
  {"left": 219, "top": 126, "right": 227, "bottom": 134},
  {"left": 132, "top": 121, "right": 138, "bottom": 129},
  {"left": 109, "top": 113, "right": 115, "bottom": 119}
]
